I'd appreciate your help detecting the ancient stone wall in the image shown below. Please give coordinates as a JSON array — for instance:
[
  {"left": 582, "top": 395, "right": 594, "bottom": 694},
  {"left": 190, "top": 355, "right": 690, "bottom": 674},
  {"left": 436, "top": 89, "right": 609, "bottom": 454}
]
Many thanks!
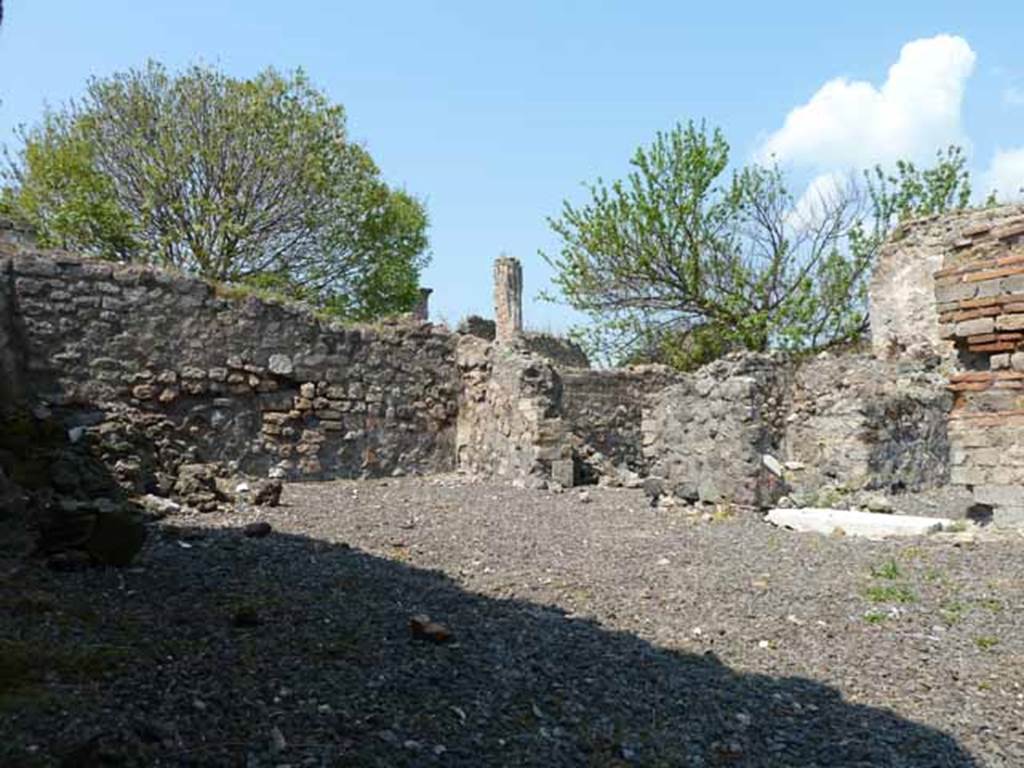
[
  {"left": 0, "top": 255, "right": 25, "bottom": 412},
  {"left": 456, "top": 336, "right": 568, "bottom": 483},
  {"left": 929, "top": 210, "right": 1024, "bottom": 524},
  {"left": 870, "top": 203, "right": 1024, "bottom": 360},
  {"left": 642, "top": 354, "right": 788, "bottom": 507},
  {"left": 781, "top": 354, "right": 951, "bottom": 506},
  {"left": 1, "top": 244, "right": 460, "bottom": 487},
  {"left": 560, "top": 366, "right": 679, "bottom": 483},
  {"left": 639, "top": 352, "right": 953, "bottom": 510},
  {"left": 0, "top": 240, "right": 981, "bottom": 520}
]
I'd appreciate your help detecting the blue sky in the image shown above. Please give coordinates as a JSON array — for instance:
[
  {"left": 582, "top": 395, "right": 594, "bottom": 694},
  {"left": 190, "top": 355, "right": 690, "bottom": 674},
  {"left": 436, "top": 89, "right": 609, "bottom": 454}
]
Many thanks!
[{"left": 1, "top": 2, "right": 1022, "bottom": 330}]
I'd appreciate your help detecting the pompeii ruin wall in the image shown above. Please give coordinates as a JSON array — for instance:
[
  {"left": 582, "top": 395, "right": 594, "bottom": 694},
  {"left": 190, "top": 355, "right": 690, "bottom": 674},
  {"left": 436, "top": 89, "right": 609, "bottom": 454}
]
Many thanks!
[
  {"left": 4, "top": 205, "right": 1024, "bottom": 525},
  {"left": 867, "top": 203, "right": 1024, "bottom": 524},
  {"left": 0, "top": 241, "right": 461, "bottom": 497}
]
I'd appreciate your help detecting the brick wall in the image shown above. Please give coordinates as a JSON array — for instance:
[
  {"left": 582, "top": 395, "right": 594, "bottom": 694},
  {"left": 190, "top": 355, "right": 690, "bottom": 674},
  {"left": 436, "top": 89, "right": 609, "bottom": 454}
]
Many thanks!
[{"left": 932, "top": 211, "right": 1024, "bottom": 524}]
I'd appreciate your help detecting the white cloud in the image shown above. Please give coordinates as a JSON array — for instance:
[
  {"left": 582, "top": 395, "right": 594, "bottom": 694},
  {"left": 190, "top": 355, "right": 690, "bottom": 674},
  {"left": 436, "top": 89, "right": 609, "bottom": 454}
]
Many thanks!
[
  {"left": 787, "top": 171, "right": 851, "bottom": 230},
  {"left": 1003, "top": 85, "right": 1024, "bottom": 107},
  {"left": 758, "top": 35, "right": 976, "bottom": 170},
  {"left": 981, "top": 147, "right": 1024, "bottom": 201}
]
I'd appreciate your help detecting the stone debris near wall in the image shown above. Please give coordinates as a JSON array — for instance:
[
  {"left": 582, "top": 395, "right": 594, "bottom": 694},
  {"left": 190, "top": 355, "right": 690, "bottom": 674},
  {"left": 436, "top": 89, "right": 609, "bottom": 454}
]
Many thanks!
[{"left": 929, "top": 208, "right": 1024, "bottom": 524}]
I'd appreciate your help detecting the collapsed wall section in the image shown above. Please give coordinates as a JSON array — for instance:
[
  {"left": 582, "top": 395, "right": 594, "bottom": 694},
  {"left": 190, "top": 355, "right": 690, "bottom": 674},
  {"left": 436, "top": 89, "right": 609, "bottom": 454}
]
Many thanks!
[{"left": 3, "top": 245, "right": 459, "bottom": 487}]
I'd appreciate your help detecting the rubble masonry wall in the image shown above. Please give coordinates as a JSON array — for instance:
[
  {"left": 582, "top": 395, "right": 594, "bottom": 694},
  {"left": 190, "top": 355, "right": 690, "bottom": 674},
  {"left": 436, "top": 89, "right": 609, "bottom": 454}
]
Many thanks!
[{"left": 1, "top": 244, "right": 460, "bottom": 488}]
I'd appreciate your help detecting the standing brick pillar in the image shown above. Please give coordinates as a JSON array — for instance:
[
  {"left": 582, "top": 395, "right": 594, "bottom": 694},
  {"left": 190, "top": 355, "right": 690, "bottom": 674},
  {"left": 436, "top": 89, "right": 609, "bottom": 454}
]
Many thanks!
[
  {"left": 413, "top": 287, "right": 432, "bottom": 321},
  {"left": 493, "top": 256, "right": 523, "bottom": 342}
]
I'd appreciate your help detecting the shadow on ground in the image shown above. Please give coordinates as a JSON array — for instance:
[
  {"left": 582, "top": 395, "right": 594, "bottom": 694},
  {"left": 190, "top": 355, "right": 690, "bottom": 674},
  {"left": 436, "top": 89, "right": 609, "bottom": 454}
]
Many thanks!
[{"left": 1, "top": 518, "right": 978, "bottom": 767}]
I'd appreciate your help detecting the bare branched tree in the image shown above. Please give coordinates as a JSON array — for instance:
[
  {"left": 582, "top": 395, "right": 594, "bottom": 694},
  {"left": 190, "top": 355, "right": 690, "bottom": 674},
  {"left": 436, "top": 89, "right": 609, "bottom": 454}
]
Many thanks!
[{"left": 544, "top": 123, "right": 974, "bottom": 369}]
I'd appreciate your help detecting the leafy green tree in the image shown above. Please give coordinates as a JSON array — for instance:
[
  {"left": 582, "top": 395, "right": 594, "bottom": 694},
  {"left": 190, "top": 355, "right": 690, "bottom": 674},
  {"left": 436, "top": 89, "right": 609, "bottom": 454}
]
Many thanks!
[
  {"left": 543, "top": 123, "right": 977, "bottom": 368},
  {"left": 1, "top": 61, "right": 428, "bottom": 320}
]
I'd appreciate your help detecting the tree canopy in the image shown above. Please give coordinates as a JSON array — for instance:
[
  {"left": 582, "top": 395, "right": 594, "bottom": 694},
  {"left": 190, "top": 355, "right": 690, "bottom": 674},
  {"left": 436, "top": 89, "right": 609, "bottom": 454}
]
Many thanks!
[
  {"left": 1, "top": 61, "right": 429, "bottom": 321},
  {"left": 543, "top": 122, "right": 979, "bottom": 368}
]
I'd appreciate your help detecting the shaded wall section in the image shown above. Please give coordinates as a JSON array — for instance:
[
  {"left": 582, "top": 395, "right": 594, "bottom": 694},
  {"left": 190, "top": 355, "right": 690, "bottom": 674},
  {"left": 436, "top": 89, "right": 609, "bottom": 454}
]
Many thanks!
[
  {"left": 781, "top": 354, "right": 951, "bottom": 506},
  {"left": 561, "top": 366, "right": 680, "bottom": 482},
  {"left": 0, "top": 253, "right": 26, "bottom": 413}
]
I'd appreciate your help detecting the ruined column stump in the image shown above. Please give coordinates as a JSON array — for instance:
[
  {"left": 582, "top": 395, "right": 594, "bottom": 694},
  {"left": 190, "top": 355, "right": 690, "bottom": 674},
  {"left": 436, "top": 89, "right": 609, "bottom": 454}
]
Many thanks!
[
  {"left": 413, "top": 287, "right": 432, "bottom": 322},
  {"left": 493, "top": 256, "right": 523, "bottom": 342}
]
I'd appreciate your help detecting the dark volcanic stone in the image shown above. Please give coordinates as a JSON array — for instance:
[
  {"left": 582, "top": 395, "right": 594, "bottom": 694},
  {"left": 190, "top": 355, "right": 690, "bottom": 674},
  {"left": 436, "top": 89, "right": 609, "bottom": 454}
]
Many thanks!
[
  {"left": 253, "top": 479, "right": 283, "bottom": 507},
  {"left": 85, "top": 509, "right": 147, "bottom": 567},
  {"left": 243, "top": 521, "right": 273, "bottom": 538}
]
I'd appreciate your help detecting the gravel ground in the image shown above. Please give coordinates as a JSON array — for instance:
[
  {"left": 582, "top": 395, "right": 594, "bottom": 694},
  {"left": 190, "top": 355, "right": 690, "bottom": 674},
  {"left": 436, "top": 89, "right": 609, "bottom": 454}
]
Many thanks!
[{"left": 2, "top": 475, "right": 1023, "bottom": 767}]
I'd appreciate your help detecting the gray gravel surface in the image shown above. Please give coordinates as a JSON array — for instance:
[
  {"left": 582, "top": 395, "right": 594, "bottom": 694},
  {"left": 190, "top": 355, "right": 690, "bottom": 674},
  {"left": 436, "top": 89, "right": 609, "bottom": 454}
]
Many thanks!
[{"left": 2, "top": 475, "right": 1023, "bottom": 766}]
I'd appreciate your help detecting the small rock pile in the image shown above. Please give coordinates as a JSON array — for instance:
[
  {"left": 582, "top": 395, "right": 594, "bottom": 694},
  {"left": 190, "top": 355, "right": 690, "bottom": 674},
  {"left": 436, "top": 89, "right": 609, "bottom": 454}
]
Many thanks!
[{"left": 0, "top": 408, "right": 147, "bottom": 568}]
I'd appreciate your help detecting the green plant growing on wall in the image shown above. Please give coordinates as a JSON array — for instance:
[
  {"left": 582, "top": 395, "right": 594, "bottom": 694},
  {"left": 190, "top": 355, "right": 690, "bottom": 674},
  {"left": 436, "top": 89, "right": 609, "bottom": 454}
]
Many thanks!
[{"left": 0, "top": 61, "right": 429, "bottom": 321}]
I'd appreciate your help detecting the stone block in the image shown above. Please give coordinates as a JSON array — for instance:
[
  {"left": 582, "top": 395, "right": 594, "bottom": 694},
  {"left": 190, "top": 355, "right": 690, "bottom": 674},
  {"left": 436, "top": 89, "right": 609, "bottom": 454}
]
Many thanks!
[
  {"left": 992, "top": 506, "right": 1024, "bottom": 526},
  {"left": 973, "top": 484, "right": 1024, "bottom": 507},
  {"left": 766, "top": 508, "right": 951, "bottom": 539},
  {"left": 975, "top": 278, "right": 1005, "bottom": 298},
  {"left": 268, "top": 353, "right": 293, "bottom": 376},
  {"left": 956, "top": 317, "right": 995, "bottom": 337},
  {"left": 550, "top": 458, "right": 577, "bottom": 488},
  {"left": 970, "top": 447, "right": 1003, "bottom": 466},
  {"left": 995, "top": 313, "right": 1024, "bottom": 331},
  {"left": 1001, "top": 274, "right": 1024, "bottom": 294},
  {"left": 950, "top": 466, "right": 988, "bottom": 486},
  {"left": 934, "top": 280, "right": 978, "bottom": 304}
]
